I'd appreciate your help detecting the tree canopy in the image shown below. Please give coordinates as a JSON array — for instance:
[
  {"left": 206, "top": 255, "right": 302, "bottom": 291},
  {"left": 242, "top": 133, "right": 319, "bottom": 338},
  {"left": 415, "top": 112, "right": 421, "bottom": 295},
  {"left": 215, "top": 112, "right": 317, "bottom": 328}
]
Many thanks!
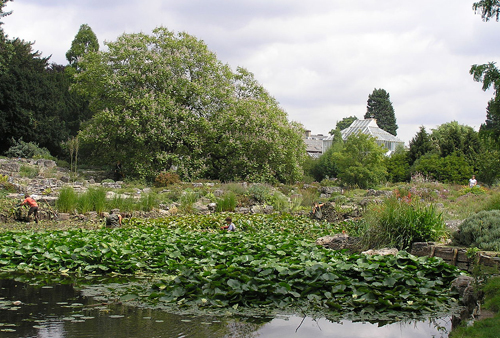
[
  {"left": 473, "top": 0, "right": 500, "bottom": 21},
  {"left": 330, "top": 116, "right": 358, "bottom": 134},
  {"left": 73, "top": 27, "right": 306, "bottom": 183},
  {"left": 364, "top": 88, "right": 398, "bottom": 136},
  {"left": 334, "top": 134, "right": 387, "bottom": 189},
  {"left": 66, "top": 24, "right": 99, "bottom": 71}
]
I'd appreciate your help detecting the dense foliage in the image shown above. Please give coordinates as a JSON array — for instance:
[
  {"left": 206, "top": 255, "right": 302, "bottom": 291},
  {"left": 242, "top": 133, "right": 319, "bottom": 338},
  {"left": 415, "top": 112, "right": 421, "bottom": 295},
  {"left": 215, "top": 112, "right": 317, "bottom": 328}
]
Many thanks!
[
  {"left": 0, "top": 214, "right": 461, "bottom": 318},
  {"left": 0, "top": 38, "right": 91, "bottom": 156},
  {"left": 65, "top": 23, "right": 99, "bottom": 72},
  {"left": 364, "top": 88, "right": 398, "bottom": 136},
  {"left": 452, "top": 210, "right": 500, "bottom": 251},
  {"left": 72, "top": 27, "right": 305, "bottom": 183},
  {"left": 334, "top": 134, "right": 387, "bottom": 189}
]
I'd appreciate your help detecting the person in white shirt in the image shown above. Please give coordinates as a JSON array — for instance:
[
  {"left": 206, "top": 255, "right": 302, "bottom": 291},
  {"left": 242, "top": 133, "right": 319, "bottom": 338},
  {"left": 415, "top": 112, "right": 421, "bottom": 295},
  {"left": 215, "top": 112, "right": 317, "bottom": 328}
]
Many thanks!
[
  {"left": 469, "top": 175, "right": 477, "bottom": 188},
  {"left": 221, "top": 217, "right": 236, "bottom": 231}
]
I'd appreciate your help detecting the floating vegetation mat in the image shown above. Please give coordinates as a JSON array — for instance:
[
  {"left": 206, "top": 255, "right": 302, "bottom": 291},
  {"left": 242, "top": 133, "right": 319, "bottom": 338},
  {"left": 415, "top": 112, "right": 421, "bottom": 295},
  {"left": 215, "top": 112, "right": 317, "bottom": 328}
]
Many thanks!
[{"left": 0, "top": 214, "right": 463, "bottom": 322}]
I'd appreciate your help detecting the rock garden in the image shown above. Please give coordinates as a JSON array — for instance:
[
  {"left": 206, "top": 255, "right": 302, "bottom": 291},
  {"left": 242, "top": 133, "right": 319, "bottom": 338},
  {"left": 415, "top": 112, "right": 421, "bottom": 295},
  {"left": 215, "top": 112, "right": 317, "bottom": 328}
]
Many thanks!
[{"left": 1, "top": 157, "right": 500, "bottom": 336}]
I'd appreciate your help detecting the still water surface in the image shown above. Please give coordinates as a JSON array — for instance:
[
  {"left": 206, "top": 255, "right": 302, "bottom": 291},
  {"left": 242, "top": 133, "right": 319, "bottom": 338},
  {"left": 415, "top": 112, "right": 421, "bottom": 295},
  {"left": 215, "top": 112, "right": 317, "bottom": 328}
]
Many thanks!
[{"left": 0, "top": 277, "right": 451, "bottom": 338}]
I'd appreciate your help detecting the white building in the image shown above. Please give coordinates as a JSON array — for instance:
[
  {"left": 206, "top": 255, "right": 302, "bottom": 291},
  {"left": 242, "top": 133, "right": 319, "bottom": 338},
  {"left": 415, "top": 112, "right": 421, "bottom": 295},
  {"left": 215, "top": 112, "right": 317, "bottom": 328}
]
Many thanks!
[
  {"left": 340, "top": 119, "right": 404, "bottom": 154},
  {"left": 305, "top": 119, "right": 404, "bottom": 157}
]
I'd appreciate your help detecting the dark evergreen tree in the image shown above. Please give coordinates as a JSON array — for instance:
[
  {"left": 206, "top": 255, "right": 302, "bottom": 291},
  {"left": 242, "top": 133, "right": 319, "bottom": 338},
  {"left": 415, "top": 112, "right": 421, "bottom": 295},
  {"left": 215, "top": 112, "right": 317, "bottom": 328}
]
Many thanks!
[
  {"left": 479, "top": 98, "right": 500, "bottom": 142},
  {"left": 0, "top": 0, "right": 12, "bottom": 25},
  {"left": 0, "top": 37, "right": 92, "bottom": 156},
  {"left": 408, "top": 126, "right": 434, "bottom": 165},
  {"left": 364, "top": 88, "right": 398, "bottom": 136}
]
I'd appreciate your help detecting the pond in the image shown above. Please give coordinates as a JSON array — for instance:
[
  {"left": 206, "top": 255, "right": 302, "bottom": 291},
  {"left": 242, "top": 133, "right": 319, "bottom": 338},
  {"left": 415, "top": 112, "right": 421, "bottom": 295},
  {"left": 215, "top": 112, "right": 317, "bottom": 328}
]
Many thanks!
[{"left": 0, "top": 275, "right": 453, "bottom": 338}]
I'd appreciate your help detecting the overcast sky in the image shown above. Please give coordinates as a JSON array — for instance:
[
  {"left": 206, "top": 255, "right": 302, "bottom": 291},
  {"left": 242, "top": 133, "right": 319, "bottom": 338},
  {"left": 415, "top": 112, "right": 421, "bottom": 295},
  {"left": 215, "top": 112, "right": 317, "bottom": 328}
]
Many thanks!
[{"left": 3, "top": 0, "right": 499, "bottom": 144}]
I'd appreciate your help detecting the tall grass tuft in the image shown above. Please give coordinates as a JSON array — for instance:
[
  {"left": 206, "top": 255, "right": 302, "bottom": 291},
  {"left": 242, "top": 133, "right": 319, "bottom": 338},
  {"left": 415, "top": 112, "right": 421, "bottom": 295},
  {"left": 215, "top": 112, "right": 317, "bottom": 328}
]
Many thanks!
[
  {"left": 89, "top": 187, "right": 107, "bottom": 214},
  {"left": 216, "top": 191, "right": 237, "bottom": 212},
  {"left": 108, "top": 195, "right": 137, "bottom": 212},
  {"left": 361, "top": 193, "right": 447, "bottom": 251},
  {"left": 179, "top": 189, "right": 199, "bottom": 213},
  {"left": 138, "top": 191, "right": 159, "bottom": 211},
  {"left": 75, "top": 187, "right": 107, "bottom": 214},
  {"left": 56, "top": 186, "right": 78, "bottom": 213}
]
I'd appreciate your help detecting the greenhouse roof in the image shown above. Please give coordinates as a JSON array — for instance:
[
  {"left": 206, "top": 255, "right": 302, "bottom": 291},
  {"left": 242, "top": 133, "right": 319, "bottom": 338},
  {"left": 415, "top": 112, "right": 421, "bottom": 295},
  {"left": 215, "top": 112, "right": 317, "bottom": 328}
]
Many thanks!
[{"left": 341, "top": 119, "right": 403, "bottom": 144}]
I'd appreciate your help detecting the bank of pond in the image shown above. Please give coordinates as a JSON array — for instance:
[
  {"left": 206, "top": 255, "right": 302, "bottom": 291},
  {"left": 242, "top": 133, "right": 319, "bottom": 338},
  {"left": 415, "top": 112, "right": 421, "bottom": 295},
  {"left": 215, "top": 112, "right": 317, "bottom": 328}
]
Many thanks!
[{"left": 0, "top": 214, "right": 468, "bottom": 336}]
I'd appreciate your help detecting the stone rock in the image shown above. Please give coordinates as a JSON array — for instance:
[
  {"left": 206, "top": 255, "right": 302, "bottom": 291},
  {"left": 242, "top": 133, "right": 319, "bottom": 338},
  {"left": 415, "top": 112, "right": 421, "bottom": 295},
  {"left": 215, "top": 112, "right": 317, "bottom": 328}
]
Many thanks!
[
  {"left": 193, "top": 201, "right": 209, "bottom": 214},
  {"left": 316, "top": 233, "right": 360, "bottom": 252},
  {"left": 362, "top": 248, "right": 399, "bottom": 256},
  {"left": 214, "top": 189, "right": 224, "bottom": 197},
  {"left": 60, "top": 175, "right": 71, "bottom": 183},
  {"left": 58, "top": 213, "right": 70, "bottom": 221},
  {"left": 192, "top": 183, "right": 203, "bottom": 188},
  {"left": 263, "top": 205, "right": 274, "bottom": 214},
  {"left": 320, "top": 186, "right": 342, "bottom": 194},
  {"left": 85, "top": 211, "right": 99, "bottom": 220},
  {"left": 310, "top": 203, "right": 355, "bottom": 223},
  {"left": 1, "top": 162, "right": 20, "bottom": 172},
  {"left": 36, "top": 159, "right": 56, "bottom": 168},
  {"left": 250, "top": 205, "right": 264, "bottom": 214},
  {"left": 366, "top": 189, "right": 393, "bottom": 197},
  {"left": 208, "top": 203, "right": 217, "bottom": 211},
  {"left": 451, "top": 275, "right": 482, "bottom": 327}
]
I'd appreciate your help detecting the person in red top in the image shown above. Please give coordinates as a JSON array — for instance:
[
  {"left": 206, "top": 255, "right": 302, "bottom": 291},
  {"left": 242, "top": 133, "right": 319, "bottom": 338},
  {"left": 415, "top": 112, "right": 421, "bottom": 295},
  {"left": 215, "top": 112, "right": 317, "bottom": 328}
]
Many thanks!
[{"left": 20, "top": 194, "right": 39, "bottom": 224}]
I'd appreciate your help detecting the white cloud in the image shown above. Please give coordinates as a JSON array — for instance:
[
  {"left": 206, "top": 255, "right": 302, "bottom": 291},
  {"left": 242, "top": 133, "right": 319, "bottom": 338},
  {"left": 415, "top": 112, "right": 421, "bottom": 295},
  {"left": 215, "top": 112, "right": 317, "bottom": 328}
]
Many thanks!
[{"left": 3, "top": 0, "right": 498, "bottom": 145}]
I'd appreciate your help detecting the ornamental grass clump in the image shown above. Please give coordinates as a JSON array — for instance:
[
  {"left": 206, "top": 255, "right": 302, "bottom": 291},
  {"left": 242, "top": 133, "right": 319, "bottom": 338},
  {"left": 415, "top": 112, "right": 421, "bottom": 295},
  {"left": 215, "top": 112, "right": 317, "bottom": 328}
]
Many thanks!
[
  {"left": 56, "top": 186, "right": 78, "bottom": 213},
  {"left": 361, "top": 191, "right": 446, "bottom": 251},
  {"left": 77, "top": 187, "right": 107, "bottom": 214},
  {"left": 452, "top": 210, "right": 500, "bottom": 251},
  {"left": 216, "top": 191, "right": 237, "bottom": 212}
]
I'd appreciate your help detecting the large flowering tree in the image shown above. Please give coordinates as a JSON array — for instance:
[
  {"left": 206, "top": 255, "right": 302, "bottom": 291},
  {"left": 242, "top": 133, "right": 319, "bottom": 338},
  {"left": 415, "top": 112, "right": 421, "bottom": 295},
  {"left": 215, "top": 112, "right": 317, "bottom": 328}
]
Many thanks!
[{"left": 73, "top": 27, "right": 305, "bottom": 183}]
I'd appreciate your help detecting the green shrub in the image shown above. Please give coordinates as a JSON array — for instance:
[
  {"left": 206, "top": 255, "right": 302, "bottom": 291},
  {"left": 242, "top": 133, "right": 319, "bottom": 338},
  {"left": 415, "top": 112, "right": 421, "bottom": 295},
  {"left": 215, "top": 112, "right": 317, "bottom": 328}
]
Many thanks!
[
  {"left": 56, "top": 186, "right": 78, "bottom": 213},
  {"left": 362, "top": 196, "right": 446, "bottom": 250},
  {"left": 452, "top": 210, "right": 500, "bottom": 251},
  {"left": 5, "top": 138, "right": 54, "bottom": 159},
  {"left": 216, "top": 191, "right": 237, "bottom": 212},
  {"left": 459, "top": 186, "right": 487, "bottom": 196},
  {"left": 482, "top": 192, "right": 500, "bottom": 211},
  {"left": 268, "top": 191, "right": 289, "bottom": 212},
  {"left": 19, "top": 165, "right": 39, "bottom": 178},
  {"left": 411, "top": 153, "right": 473, "bottom": 184},
  {"left": 483, "top": 276, "right": 500, "bottom": 312},
  {"left": 247, "top": 184, "right": 271, "bottom": 203},
  {"left": 154, "top": 172, "right": 181, "bottom": 187},
  {"left": 224, "top": 182, "right": 248, "bottom": 196}
]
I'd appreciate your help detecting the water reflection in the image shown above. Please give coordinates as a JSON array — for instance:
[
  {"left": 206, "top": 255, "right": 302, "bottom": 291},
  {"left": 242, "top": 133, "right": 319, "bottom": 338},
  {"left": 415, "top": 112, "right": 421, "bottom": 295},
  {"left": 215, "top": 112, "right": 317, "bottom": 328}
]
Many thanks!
[{"left": 0, "top": 275, "right": 451, "bottom": 338}]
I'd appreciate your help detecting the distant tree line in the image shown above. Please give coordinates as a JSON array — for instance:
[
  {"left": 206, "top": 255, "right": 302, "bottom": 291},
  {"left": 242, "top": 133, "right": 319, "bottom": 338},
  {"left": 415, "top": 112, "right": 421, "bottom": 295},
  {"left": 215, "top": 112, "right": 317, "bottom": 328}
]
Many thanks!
[
  {"left": 2, "top": 0, "right": 500, "bottom": 187},
  {"left": 0, "top": 3, "right": 305, "bottom": 183}
]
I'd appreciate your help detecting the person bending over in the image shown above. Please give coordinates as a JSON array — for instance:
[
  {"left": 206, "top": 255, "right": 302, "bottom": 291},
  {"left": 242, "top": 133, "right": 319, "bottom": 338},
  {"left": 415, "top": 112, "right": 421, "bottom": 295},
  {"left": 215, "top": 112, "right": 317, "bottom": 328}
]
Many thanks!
[{"left": 20, "top": 194, "right": 39, "bottom": 224}]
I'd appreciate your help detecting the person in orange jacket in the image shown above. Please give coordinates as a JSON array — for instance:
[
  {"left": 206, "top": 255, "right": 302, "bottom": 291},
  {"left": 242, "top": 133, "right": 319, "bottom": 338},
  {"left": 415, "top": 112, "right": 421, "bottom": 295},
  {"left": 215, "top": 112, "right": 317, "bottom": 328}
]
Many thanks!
[{"left": 19, "top": 194, "right": 39, "bottom": 224}]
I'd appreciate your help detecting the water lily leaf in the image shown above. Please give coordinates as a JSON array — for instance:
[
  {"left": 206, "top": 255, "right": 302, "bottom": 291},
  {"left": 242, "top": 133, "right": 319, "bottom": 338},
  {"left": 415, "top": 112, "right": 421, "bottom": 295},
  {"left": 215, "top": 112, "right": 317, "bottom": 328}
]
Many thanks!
[
  {"left": 383, "top": 277, "right": 396, "bottom": 287},
  {"left": 120, "top": 294, "right": 138, "bottom": 301}
]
